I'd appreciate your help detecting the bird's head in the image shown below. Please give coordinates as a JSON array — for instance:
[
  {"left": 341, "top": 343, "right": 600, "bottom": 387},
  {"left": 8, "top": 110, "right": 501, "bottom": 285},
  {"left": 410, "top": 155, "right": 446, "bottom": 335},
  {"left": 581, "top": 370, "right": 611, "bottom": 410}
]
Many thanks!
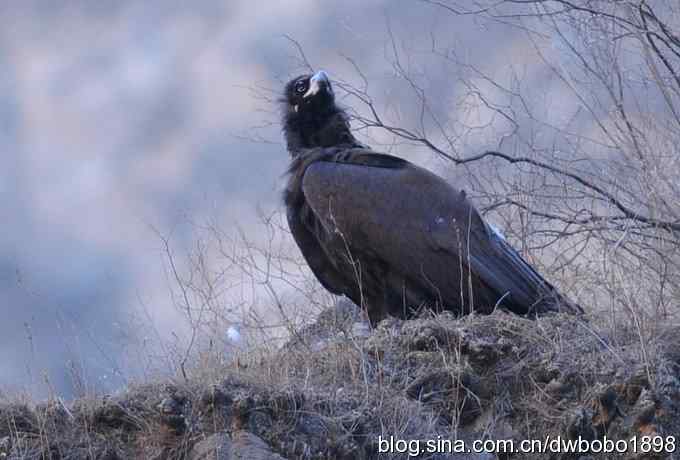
[
  {"left": 283, "top": 70, "right": 335, "bottom": 117},
  {"left": 281, "top": 70, "right": 358, "bottom": 153}
]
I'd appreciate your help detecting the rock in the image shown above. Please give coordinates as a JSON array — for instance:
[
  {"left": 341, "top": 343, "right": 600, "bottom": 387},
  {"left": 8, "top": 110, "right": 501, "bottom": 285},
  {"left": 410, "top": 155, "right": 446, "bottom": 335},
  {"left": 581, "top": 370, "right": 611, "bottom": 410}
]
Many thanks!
[
  {"left": 188, "top": 431, "right": 287, "bottom": 460},
  {"left": 281, "top": 299, "right": 367, "bottom": 354},
  {"left": 189, "top": 433, "right": 232, "bottom": 460},
  {"left": 231, "top": 430, "right": 287, "bottom": 460}
]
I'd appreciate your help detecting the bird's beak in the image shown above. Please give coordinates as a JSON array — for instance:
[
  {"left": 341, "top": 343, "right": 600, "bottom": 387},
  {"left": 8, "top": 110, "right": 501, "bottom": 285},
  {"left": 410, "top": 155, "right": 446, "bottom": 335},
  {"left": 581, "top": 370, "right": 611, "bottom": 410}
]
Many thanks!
[{"left": 303, "top": 70, "right": 332, "bottom": 99}]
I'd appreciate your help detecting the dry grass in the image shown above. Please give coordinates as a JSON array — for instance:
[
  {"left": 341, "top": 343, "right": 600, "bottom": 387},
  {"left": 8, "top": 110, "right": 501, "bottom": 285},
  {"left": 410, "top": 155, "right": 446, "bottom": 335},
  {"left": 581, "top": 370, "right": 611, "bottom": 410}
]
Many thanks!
[{"left": 2, "top": 301, "right": 679, "bottom": 459}]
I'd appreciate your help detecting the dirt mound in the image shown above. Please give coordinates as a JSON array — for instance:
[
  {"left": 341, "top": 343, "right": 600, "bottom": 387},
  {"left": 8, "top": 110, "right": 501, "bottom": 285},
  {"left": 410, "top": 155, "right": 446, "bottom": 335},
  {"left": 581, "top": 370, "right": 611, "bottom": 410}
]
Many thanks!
[{"left": 1, "top": 304, "right": 679, "bottom": 459}]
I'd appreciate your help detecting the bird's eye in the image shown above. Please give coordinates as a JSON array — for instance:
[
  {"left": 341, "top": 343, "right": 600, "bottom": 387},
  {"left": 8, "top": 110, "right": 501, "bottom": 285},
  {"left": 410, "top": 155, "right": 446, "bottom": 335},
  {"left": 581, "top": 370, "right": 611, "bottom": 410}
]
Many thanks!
[{"left": 295, "top": 80, "right": 307, "bottom": 94}]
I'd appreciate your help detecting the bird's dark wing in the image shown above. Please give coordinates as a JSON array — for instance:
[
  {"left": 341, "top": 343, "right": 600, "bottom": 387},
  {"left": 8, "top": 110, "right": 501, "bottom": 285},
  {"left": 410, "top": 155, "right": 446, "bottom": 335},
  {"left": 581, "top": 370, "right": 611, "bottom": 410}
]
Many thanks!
[
  {"left": 300, "top": 148, "right": 570, "bottom": 314},
  {"left": 285, "top": 205, "right": 346, "bottom": 296}
]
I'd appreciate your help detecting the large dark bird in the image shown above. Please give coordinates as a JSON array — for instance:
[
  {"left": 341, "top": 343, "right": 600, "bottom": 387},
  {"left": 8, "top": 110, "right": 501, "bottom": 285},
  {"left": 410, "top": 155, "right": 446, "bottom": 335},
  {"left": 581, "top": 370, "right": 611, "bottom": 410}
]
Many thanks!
[{"left": 282, "top": 70, "right": 582, "bottom": 325}]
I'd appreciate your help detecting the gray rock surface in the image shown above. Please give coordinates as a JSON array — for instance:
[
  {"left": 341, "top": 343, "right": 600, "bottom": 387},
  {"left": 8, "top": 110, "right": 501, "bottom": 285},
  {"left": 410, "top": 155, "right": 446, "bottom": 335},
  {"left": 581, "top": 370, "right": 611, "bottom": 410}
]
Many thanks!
[{"left": 189, "top": 431, "right": 288, "bottom": 460}]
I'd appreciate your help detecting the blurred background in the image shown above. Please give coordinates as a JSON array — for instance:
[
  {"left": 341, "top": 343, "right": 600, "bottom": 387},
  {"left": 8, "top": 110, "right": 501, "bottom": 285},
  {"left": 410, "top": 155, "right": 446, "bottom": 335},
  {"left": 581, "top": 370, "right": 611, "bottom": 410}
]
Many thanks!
[
  {"left": 2, "top": 1, "right": 679, "bottom": 399},
  {"left": 0, "top": 0, "right": 451, "bottom": 398}
]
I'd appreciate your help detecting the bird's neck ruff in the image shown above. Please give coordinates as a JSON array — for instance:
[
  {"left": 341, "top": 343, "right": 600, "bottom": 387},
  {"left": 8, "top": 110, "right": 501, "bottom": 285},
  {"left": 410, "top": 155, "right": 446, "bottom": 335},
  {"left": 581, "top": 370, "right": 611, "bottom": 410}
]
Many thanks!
[{"left": 283, "top": 104, "right": 360, "bottom": 156}]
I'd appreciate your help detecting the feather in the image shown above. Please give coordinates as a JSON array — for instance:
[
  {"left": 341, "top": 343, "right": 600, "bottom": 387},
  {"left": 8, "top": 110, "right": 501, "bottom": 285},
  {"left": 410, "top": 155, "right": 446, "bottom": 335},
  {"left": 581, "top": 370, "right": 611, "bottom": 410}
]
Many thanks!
[{"left": 281, "top": 72, "right": 583, "bottom": 325}]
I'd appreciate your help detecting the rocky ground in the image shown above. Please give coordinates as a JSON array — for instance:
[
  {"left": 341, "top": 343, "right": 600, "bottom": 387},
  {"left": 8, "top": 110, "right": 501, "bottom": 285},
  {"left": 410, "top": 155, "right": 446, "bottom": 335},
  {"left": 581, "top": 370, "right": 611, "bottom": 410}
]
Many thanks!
[{"left": 1, "top": 301, "right": 679, "bottom": 459}]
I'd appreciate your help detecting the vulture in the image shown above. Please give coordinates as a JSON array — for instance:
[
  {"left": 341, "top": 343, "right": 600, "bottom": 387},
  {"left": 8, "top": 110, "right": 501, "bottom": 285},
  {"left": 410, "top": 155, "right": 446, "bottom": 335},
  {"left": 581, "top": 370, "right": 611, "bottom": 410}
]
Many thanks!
[{"left": 281, "top": 70, "right": 582, "bottom": 325}]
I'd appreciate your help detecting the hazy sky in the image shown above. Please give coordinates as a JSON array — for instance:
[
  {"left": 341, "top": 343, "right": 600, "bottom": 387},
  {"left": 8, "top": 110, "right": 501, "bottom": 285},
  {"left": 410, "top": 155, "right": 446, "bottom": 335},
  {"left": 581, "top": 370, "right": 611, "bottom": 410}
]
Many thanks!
[
  {"left": 0, "top": 0, "right": 434, "bottom": 397},
  {"left": 0, "top": 0, "right": 600, "bottom": 397}
]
